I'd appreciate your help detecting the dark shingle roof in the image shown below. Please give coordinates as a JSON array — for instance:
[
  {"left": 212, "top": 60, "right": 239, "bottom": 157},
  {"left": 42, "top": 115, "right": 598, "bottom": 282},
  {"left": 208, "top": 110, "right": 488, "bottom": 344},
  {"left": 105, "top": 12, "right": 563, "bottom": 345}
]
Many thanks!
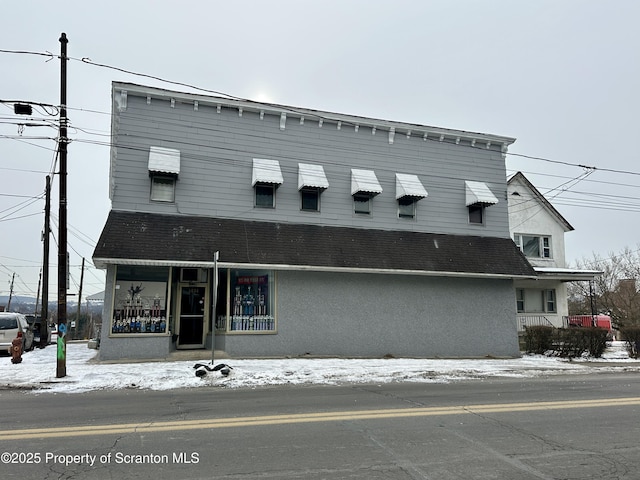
[{"left": 93, "top": 211, "right": 535, "bottom": 278}]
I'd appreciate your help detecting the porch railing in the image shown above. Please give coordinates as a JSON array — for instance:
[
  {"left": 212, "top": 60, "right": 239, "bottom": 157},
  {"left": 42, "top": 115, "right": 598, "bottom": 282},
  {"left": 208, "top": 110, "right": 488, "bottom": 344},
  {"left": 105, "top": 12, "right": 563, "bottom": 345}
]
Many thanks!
[{"left": 517, "top": 315, "right": 554, "bottom": 332}]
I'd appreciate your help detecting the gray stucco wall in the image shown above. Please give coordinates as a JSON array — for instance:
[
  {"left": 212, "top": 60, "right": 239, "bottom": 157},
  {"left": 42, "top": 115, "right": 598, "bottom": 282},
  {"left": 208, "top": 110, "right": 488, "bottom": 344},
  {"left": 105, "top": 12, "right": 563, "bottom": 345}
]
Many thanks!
[{"left": 220, "top": 270, "right": 520, "bottom": 358}]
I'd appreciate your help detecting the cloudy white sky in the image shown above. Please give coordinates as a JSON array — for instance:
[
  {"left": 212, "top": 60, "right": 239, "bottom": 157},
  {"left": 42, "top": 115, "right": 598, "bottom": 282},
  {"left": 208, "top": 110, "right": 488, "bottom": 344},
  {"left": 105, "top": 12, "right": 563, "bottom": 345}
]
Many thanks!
[{"left": 1, "top": 0, "right": 639, "bottom": 301}]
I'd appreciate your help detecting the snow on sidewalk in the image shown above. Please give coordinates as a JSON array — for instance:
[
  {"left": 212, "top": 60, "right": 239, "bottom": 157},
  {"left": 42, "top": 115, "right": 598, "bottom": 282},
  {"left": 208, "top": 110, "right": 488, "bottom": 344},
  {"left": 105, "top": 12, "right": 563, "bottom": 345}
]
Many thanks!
[{"left": 1, "top": 342, "right": 638, "bottom": 395}]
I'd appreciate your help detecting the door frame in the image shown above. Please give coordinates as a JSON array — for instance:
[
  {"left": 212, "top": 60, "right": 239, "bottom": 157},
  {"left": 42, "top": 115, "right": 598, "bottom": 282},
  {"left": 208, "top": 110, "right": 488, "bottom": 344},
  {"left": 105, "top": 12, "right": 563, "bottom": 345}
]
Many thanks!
[{"left": 175, "top": 282, "right": 209, "bottom": 349}]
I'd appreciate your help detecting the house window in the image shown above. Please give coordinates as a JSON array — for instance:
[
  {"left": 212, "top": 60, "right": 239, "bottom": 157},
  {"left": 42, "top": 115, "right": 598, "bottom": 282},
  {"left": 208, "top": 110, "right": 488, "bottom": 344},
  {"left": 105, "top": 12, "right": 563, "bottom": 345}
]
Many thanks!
[
  {"left": 354, "top": 193, "right": 372, "bottom": 215},
  {"left": 517, "top": 288, "right": 556, "bottom": 313},
  {"left": 516, "top": 289, "right": 525, "bottom": 313},
  {"left": 468, "top": 205, "right": 484, "bottom": 224},
  {"left": 255, "top": 184, "right": 275, "bottom": 208},
  {"left": 301, "top": 188, "right": 320, "bottom": 212},
  {"left": 545, "top": 289, "right": 556, "bottom": 313},
  {"left": 398, "top": 197, "right": 416, "bottom": 219},
  {"left": 515, "top": 234, "right": 552, "bottom": 258},
  {"left": 150, "top": 175, "right": 176, "bottom": 202},
  {"left": 543, "top": 237, "right": 551, "bottom": 258}
]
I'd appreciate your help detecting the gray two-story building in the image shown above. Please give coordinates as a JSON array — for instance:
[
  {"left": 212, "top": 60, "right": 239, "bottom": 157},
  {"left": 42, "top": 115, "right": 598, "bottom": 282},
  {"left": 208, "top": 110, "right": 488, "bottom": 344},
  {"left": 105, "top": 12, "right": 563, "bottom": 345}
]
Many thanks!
[{"left": 93, "top": 82, "right": 535, "bottom": 361}]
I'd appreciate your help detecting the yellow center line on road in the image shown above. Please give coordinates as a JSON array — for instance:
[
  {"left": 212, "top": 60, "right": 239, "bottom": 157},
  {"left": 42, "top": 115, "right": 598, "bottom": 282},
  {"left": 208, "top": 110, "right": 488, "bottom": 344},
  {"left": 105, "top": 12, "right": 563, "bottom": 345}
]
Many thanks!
[{"left": 2, "top": 397, "right": 639, "bottom": 441}]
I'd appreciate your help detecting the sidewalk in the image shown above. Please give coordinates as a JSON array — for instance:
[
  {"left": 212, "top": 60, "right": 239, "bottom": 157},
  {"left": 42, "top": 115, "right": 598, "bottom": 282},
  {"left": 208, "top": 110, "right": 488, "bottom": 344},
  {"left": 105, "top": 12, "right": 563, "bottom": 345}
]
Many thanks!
[{"left": 2, "top": 342, "right": 639, "bottom": 395}]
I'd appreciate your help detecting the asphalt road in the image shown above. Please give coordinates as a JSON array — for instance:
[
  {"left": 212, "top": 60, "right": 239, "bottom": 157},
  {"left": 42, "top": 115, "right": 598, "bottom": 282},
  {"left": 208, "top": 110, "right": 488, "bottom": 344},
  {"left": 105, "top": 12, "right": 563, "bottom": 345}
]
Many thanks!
[{"left": 1, "top": 373, "right": 640, "bottom": 479}]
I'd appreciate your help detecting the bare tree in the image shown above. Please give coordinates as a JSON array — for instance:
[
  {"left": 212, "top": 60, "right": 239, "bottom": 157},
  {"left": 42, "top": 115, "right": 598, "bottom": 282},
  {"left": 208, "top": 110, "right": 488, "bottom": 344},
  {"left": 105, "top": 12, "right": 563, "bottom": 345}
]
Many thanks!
[{"left": 569, "top": 247, "right": 640, "bottom": 328}]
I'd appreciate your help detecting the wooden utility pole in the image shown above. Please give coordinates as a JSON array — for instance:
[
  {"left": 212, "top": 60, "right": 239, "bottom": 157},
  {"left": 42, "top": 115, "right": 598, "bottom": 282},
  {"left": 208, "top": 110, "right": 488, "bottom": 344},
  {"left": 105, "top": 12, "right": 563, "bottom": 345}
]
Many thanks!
[
  {"left": 75, "top": 257, "right": 85, "bottom": 339},
  {"left": 56, "top": 33, "right": 69, "bottom": 378},
  {"left": 41, "top": 175, "right": 51, "bottom": 348},
  {"left": 35, "top": 269, "right": 41, "bottom": 316},
  {"left": 7, "top": 272, "right": 15, "bottom": 311}
]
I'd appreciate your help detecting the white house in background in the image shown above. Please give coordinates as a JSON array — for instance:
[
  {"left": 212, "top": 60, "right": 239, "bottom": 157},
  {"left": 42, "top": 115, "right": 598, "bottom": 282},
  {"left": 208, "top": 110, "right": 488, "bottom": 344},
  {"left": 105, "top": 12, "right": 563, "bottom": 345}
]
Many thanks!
[{"left": 507, "top": 172, "right": 601, "bottom": 330}]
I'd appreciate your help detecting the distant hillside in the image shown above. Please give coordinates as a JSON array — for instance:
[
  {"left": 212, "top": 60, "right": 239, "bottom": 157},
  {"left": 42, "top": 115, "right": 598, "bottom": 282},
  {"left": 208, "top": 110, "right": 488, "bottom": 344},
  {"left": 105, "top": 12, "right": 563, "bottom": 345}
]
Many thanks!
[{"left": 0, "top": 295, "right": 103, "bottom": 316}]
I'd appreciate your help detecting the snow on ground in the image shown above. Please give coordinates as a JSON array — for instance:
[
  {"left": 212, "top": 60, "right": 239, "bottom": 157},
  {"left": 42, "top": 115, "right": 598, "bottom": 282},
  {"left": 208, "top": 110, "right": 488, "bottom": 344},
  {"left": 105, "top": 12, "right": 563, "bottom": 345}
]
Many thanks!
[{"left": 1, "top": 342, "right": 638, "bottom": 395}]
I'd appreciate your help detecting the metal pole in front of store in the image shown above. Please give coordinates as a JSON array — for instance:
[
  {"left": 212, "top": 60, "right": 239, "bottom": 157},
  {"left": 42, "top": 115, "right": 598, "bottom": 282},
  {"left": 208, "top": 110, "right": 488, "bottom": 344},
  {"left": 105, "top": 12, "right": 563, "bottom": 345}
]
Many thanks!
[{"left": 211, "top": 251, "right": 219, "bottom": 365}]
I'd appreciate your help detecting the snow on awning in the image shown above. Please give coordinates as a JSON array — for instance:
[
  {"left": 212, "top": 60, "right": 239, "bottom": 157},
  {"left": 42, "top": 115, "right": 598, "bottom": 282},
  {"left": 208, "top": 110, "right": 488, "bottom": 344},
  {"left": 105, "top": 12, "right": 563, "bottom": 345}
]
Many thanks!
[
  {"left": 148, "top": 146, "right": 180, "bottom": 175},
  {"left": 351, "top": 169, "right": 382, "bottom": 196},
  {"left": 252, "top": 159, "right": 284, "bottom": 186},
  {"left": 395, "top": 173, "right": 428, "bottom": 200},
  {"left": 298, "top": 163, "right": 329, "bottom": 191},
  {"left": 465, "top": 181, "right": 499, "bottom": 206}
]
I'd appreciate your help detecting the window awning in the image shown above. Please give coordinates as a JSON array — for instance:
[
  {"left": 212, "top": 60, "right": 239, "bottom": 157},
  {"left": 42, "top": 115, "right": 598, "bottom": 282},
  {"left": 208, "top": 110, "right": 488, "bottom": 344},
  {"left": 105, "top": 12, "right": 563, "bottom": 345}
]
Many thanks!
[
  {"left": 465, "top": 181, "right": 499, "bottom": 206},
  {"left": 298, "top": 163, "right": 329, "bottom": 191},
  {"left": 252, "top": 159, "right": 284, "bottom": 186},
  {"left": 351, "top": 169, "right": 382, "bottom": 196},
  {"left": 395, "top": 173, "right": 428, "bottom": 200},
  {"left": 148, "top": 146, "right": 180, "bottom": 175}
]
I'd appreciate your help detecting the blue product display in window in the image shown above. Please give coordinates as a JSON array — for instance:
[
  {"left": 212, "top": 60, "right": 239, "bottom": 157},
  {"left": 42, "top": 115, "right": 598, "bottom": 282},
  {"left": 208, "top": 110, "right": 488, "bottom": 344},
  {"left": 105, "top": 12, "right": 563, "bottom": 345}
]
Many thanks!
[
  {"left": 231, "top": 275, "right": 274, "bottom": 331},
  {"left": 111, "top": 281, "right": 168, "bottom": 335}
]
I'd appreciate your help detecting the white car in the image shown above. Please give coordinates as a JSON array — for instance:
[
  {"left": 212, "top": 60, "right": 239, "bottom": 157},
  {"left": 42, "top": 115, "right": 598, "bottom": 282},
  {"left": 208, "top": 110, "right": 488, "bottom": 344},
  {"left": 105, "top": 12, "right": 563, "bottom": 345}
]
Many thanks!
[{"left": 0, "top": 312, "right": 35, "bottom": 354}]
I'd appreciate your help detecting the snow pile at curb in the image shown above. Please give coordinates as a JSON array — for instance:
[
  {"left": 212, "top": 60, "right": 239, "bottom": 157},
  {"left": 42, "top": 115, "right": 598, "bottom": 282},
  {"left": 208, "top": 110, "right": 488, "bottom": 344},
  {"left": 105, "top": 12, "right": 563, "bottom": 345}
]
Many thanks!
[{"left": 0, "top": 342, "right": 637, "bottom": 394}]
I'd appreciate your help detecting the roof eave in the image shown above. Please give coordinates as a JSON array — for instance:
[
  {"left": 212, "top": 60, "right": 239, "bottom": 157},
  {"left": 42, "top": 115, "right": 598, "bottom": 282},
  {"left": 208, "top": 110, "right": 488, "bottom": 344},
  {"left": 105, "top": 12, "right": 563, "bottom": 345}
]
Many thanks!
[{"left": 93, "top": 257, "right": 537, "bottom": 280}]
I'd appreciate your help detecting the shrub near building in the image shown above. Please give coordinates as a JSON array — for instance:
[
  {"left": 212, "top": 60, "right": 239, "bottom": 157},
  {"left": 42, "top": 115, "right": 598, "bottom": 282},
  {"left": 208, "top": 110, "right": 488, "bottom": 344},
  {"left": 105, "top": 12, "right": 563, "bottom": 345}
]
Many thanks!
[{"left": 524, "top": 325, "right": 609, "bottom": 358}]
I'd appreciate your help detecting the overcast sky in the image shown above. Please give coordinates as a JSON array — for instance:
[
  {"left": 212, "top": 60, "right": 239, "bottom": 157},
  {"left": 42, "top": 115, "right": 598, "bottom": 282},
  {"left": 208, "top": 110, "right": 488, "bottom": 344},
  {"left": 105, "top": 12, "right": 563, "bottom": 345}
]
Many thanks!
[{"left": 1, "top": 0, "right": 639, "bottom": 301}]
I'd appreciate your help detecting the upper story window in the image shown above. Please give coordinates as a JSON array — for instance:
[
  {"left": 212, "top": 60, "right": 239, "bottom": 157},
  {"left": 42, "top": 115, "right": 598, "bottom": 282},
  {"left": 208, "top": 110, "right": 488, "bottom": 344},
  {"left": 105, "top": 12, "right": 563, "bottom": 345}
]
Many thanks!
[
  {"left": 351, "top": 169, "right": 382, "bottom": 216},
  {"left": 300, "top": 188, "right": 320, "bottom": 211},
  {"left": 468, "top": 205, "right": 484, "bottom": 224},
  {"left": 353, "top": 193, "right": 373, "bottom": 214},
  {"left": 148, "top": 146, "right": 180, "bottom": 203},
  {"left": 465, "top": 181, "right": 498, "bottom": 226},
  {"left": 398, "top": 197, "right": 416, "bottom": 218},
  {"left": 150, "top": 175, "right": 176, "bottom": 202},
  {"left": 252, "top": 159, "right": 283, "bottom": 209},
  {"left": 298, "top": 163, "right": 328, "bottom": 213},
  {"left": 255, "top": 184, "right": 276, "bottom": 208},
  {"left": 515, "top": 234, "right": 552, "bottom": 258},
  {"left": 395, "top": 173, "right": 428, "bottom": 220}
]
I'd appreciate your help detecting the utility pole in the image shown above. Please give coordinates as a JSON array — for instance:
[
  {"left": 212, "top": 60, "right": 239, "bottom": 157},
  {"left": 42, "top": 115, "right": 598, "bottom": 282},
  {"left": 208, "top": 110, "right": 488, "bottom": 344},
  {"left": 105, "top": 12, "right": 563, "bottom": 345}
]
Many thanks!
[
  {"left": 56, "top": 33, "right": 69, "bottom": 378},
  {"left": 41, "top": 175, "right": 51, "bottom": 348},
  {"left": 7, "top": 273, "right": 15, "bottom": 311},
  {"left": 75, "top": 257, "right": 85, "bottom": 340},
  {"left": 35, "top": 269, "right": 42, "bottom": 316}
]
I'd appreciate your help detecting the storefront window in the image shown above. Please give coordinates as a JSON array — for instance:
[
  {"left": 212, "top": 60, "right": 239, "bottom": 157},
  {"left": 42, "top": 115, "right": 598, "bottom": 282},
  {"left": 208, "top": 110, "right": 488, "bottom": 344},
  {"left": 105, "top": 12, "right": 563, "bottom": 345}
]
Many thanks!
[
  {"left": 218, "top": 269, "right": 275, "bottom": 332},
  {"left": 111, "top": 266, "right": 170, "bottom": 335}
]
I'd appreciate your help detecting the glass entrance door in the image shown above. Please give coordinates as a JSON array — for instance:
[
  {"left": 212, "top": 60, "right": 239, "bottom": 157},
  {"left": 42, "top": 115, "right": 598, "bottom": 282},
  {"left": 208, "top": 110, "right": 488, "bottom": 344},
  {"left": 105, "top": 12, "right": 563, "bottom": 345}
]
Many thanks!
[{"left": 177, "top": 285, "right": 207, "bottom": 349}]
